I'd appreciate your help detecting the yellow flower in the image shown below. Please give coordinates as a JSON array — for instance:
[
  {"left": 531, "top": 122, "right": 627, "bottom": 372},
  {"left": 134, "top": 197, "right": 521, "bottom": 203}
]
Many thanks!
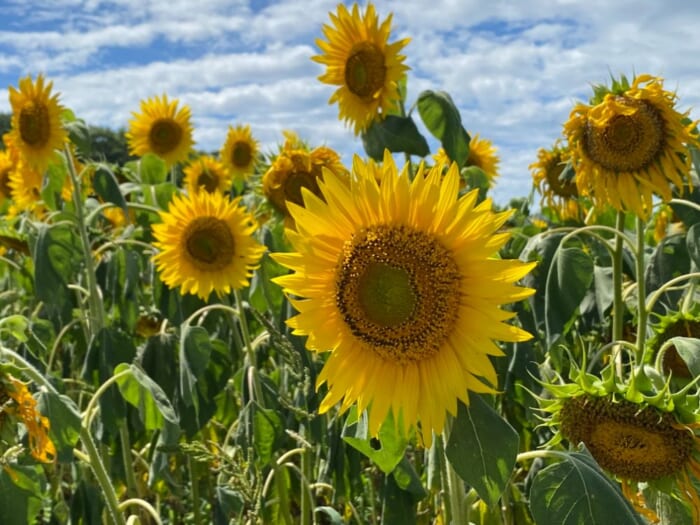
[
  {"left": 0, "top": 150, "right": 13, "bottom": 203},
  {"left": 273, "top": 152, "right": 535, "bottom": 446},
  {"left": 8, "top": 74, "right": 67, "bottom": 173},
  {"left": 530, "top": 140, "right": 583, "bottom": 220},
  {"left": 313, "top": 3, "right": 410, "bottom": 135},
  {"left": 2, "top": 375, "right": 56, "bottom": 463},
  {"left": 262, "top": 135, "right": 349, "bottom": 225},
  {"left": 220, "top": 124, "right": 259, "bottom": 179},
  {"left": 564, "top": 74, "right": 699, "bottom": 219},
  {"left": 183, "top": 155, "right": 231, "bottom": 195},
  {"left": 126, "top": 94, "right": 194, "bottom": 167},
  {"left": 8, "top": 158, "right": 44, "bottom": 217},
  {"left": 466, "top": 134, "right": 500, "bottom": 185},
  {"left": 152, "top": 191, "right": 265, "bottom": 300}
]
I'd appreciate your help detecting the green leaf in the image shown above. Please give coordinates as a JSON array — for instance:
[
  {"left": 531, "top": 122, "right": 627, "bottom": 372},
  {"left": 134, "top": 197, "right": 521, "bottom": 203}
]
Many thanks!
[
  {"left": 686, "top": 223, "right": 700, "bottom": 270},
  {"left": 179, "top": 325, "right": 213, "bottom": 419},
  {"left": 361, "top": 115, "right": 430, "bottom": 161},
  {"left": 392, "top": 456, "right": 428, "bottom": 500},
  {"left": 114, "top": 363, "right": 179, "bottom": 430},
  {"left": 529, "top": 448, "right": 646, "bottom": 525},
  {"left": 0, "top": 465, "right": 44, "bottom": 525},
  {"left": 93, "top": 164, "right": 129, "bottom": 217},
  {"left": 667, "top": 337, "right": 700, "bottom": 377},
  {"left": 62, "top": 109, "right": 92, "bottom": 157},
  {"left": 545, "top": 247, "right": 593, "bottom": 345},
  {"left": 314, "top": 507, "right": 344, "bottom": 525},
  {"left": 645, "top": 234, "right": 690, "bottom": 314},
  {"left": 0, "top": 314, "right": 30, "bottom": 342},
  {"left": 445, "top": 395, "right": 519, "bottom": 506},
  {"left": 381, "top": 470, "right": 417, "bottom": 525},
  {"left": 252, "top": 403, "right": 284, "bottom": 467},
  {"left": 139, "top": 153, "right": 167, "bottom": 184},
  {"left": 41, "top": 160, "right": 68, "bottom": 211},
  {"left": 37, "top": 391, "right": 81, "bottom": 463},
  {"left": 416, "top": 90, "right": 470, "bottom": 167},
  {"left": 343, "top": 410, "right": 408, "bottom": 474}
]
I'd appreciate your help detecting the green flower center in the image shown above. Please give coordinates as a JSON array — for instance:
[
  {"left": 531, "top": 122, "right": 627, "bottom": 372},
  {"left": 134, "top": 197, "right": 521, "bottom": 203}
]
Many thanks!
[
  {"left": 149, "top": 118, "right": 183, "bottom": 155},
  {"left": 184, "top": 217, "right": 235, "bottom": 271},
  {"left": 19, "top": 102, "right": 51, "bottom": 148},
  {"left": 336, "top": 224, "right": 461, "bottom": 363},
  {"left": 345, "top": 42, "right": 387, "bottom": 100}
]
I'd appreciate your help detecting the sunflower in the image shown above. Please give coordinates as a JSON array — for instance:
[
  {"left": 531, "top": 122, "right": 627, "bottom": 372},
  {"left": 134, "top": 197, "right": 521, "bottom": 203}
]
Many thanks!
[
  {"left": 7, "top": 74, "right": 67, "bottom": 173},
  {"left": 8, "top": 159, "right": 44, "bottom": 217},
  {"left": 220, "top": 124, "right": 259, "bottom": 179},
  {"left": 530, "top": 140, "right": 583, "bottom": 221},
  {"left": 1, "top": 373, "right": 56, "bottom": 463},
  {"left": 564, "top": 74, "right": 700, "bottom": 219},
  {"left": 126, "top": 94, "right": 194, "bottom": 167},
  {"left": 183, "top": 155, "right": 231, "bottom": 195},
  {"left": 152, "top": 190, "right": 265, "bottom": 300},
  {"left": 313, "top": 3, "right": 410, "bottom": 135},
  {"left": 272, "top": 151, "right": 535, "bottom": 445},
  {"left": 262, "top": 135, "right": 349, "bottom": 225},
  {"left": 0, "top": 150, "right": 13, "bottom": 204}
]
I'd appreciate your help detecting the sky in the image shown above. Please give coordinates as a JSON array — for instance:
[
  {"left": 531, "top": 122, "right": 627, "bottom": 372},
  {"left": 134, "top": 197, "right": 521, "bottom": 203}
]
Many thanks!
[{"left": 1, "top": 0, "right": 699, "bottom": 206}]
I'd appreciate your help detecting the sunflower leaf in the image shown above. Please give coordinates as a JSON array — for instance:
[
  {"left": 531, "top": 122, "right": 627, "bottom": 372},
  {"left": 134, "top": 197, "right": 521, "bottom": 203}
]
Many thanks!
[
  {"left": 343, "top": 410, "right": 408, "bottom": 474},
  {"left": 667, "top": 337, "right": 700, "bottom": 377},
  {"left": 529, "top": 447, "right": 647, "bottom": 525},
  {"left": 446, "top": 395, "right": 519, "bottom": 506},
  {"left": 114, "top": 362, "right": 179, "bottom": 431},
  {"left": 361, "top": 115, "right": 430, "bottom": 161},
  {"left": 93, "top": 164, "right": 129, "bottom": 217},
  {"left": 416, "top": 90, "right": 470, "bottom": 167}
]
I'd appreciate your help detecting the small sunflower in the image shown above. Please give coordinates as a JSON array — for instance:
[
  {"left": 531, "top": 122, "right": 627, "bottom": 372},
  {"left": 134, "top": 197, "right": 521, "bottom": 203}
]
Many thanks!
[
  {"left": 0, "top": 150, "right": 13, "bottom": 204},
  {"left": 152, "top": 190, "right": 265, "bottom": 300},
  {"left": 564, "top": 74, "right": 700, "bottom": 219},
  {"left": 220, "top": 124, "right": 259, "bottom": 179},
  {"left": 183, "top": 155, "right": 232, "bottom": 195},
  {"left": 126, "top": 94, "right": 194, "bottom": 167},
  {"left": 273, "top": 151, "right": 535, "bottom": 445},
  {"left": 8, "top": 74, "right": 67, "bottom": 173},
  {"left": 262, "top": 135, "right": 349, "bottom": 225},
  {"left": 1, "top": 373, "right": 56, "bottom": 463},
  {"left": 530, "top": 140, "right": 583, "bottom": 220},
  {"left": 8, "top": 159, "right": 44, "bottom": 217},
  {"left": 313, "top": 3, "right": 410, "bottom": 135}
]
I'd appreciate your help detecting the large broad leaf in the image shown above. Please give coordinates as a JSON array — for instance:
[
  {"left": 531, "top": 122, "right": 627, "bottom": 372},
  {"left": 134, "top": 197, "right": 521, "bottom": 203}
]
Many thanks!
[
  {"left": 416, "top": 90, "right": 470, "bottom": 167},
  {"left": 545, "top": 247, "right": 593, "bottom": 346},
  {"left": 139, "top": 153, "right": 167, "bottom": 184},
  {"left": 530, "top": 448, "right": 646, "bottom": 525},
  {"left": 645, "top": 234, "right": 690, "bottom": 314},
  {"left": 114, "top": 363, "right": 179, "bottom": 430},
  {"left": 343, "top": 409, "right": 409, "bottom": 475},
  {"left": 37, "top": 391, "right": 82, "bottom": 463},
  {"left": 445, "top": 395, "right": 519, "bottom": 506},
  {"left": 361, "top": 115, "right": 430, "bottom": 161},
  {"left": 93, "top": 164, "right": 129, "bottom": 217},
  {"left": 381, "top": 471, "right": 418, "bottom": 525},
  {"left": 179, "top": 325, "right": 213, "bottom": 417},
  {"left": 667, "top": 337, "right": 700, "bottom": 377},
  {"left": 0, "top": 465, "right": 44, "bottom": 525},
  {"left": 252, "top": 403, "right": 284, "bottom": 467}
]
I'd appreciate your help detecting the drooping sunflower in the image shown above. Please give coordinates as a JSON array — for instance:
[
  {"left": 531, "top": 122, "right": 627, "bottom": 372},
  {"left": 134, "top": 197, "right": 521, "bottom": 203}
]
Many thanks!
[
  {"left": 7, "top": 74, "right": 67, "bottom": 173},
  {"left": 126, "top": 94, "right": 194, "bottom": 167},
  {"left": 262, "top": 134, "right": 349, "bottom": 225},
  {"left": 152, "top": 190, "right": 265, "bottom": 300},
  {"left": 564, "top": 74, "right": 700, "bottom": 219},
  {"left": 220, "top": 124, "right": 259, "bottom": 179},
  {"left": 183, "top": 155, "right": 232, "bottom": 195},
  {"left": 272, "top": 151, "right": 535, "bottom": 445},
  {"left": 313, "top": 3, "right": 410, "bottom": 135},
  {"left": 530, "top": 140, "right": 583, "bottom": 221}
]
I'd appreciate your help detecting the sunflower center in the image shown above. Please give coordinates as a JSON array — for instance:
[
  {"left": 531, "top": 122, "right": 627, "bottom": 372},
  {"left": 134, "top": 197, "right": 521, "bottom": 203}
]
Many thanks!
[
  {"left": 283, "top": 171, "right": 319, "bottom": 207},
  {"left": 19, "top": 102, "right": 51, "bottom": 148},
  {"left": 336, "top": 225, "right": 461, "bottom": 363},
  {"left": 560, "top": 395, "right": 694, "bottom": 481},
  {"left": 545, "top": 159, "right": 577, "bottom": 198},
  {"left": 196, "top": 169, "right": 219, "bottom": 193},
  {"left": 183, "top": 217, "right": 235, "bottom": 271},
  {"left": 584, "top": 97, "right": 665, "bottom": 172},
  {"left": 345, "top": 42, "right": 387, "bottom": 100},
  {"left": 149, "top": 118, "right": 183, "bottom": 156},
  {"left": 232, "top": 141, "right": 253, "bottom": 168}
]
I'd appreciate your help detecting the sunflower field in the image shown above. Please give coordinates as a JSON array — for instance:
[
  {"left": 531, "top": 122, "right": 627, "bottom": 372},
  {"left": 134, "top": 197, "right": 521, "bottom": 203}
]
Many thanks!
[{"left": 2, "top": 3, "right": 700, "bottom": 525}]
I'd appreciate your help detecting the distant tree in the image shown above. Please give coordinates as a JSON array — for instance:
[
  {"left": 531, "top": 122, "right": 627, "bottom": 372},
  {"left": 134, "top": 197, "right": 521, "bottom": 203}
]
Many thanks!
[{"left": 0, "top": 113, "right": 10, "bottom": 143}]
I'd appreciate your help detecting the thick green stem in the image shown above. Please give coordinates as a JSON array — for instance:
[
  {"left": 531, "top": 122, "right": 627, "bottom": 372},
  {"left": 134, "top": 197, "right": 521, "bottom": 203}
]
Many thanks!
[
  {"left": 234, "top": 289, "right": 265, "bottom": 406},
  {"left": 439, "top": 422, "right": 465, "bottom": 525},
  {"left": 634, "top": 216, "right": 648, "bottom": 363},
  {"left": 612, "top": 211, "right": 626, "bottom": 344},
  {"left": 119, "top": 425, "right": 140, "bottom": 498},
  {"left": 188, "top": 455, "right": 202, "bottom": 525}
]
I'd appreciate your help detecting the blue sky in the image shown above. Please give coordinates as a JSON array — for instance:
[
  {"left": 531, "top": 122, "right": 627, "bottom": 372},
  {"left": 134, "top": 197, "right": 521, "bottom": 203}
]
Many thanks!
[{"left": 1, "top": 0, "right": 699, "bottom": 205}]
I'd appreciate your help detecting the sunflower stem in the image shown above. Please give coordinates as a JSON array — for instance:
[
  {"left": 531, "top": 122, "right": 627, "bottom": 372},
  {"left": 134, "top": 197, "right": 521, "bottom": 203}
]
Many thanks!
[
  {"left": 635, "top": 215, "right": 648, "bottom": 363},
  {"left": 612, "top": 211, "right": 626, "bottom": 344},
  {"left": 234, "top": 288, "right": 265, "bottom": 406},
  {"left": 439, "top": 421, "right": 466, "bottom": 525},
  {"left": 64, "top": 145, "right": 105, "bottom": 336}
]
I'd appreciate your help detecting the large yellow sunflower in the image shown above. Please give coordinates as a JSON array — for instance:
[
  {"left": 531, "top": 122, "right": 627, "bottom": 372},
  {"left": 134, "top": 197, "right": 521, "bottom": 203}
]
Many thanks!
[
  {"left": 262, "top": 135, "right": 349, "bottom": 225},
  {"left": 564, "top": 74, "right": 699, "bottom": 219},
  {"left": 8, "top": 74, "right": 67, "bottom": 173},
  {"left": 220, "top": 124, "right": 259, "bottom": 179},
  {"left": 530, "top": 140, "right": 583, "bottom": 220},
  {"left": 312, "top": 3, "right": 410, "bottom": 135},
  {"left": 183, "top": 155, "right": 231, "bottom": 195},
  {"left": 272, "top": 152, "right": 535, "bottom": 445},
  {"left": 152, "top": 191, "right": 265, "bottom": 300},
  {"left": 126, "top": 94, "right": 194, "bottom": 167}
]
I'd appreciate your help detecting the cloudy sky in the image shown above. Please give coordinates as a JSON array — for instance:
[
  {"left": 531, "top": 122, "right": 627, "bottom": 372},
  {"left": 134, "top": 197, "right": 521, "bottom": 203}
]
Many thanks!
[{"left": 1, "top": 0, "right": 698, "bottom": 205}]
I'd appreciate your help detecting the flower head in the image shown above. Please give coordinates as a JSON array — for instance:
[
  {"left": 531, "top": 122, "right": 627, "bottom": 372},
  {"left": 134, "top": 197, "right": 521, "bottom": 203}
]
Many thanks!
[
  {"left": 8, "top": 74, "right": 67, "bottom": 173},
  {"left": 530, "top": 140, "right": 584, "bottom": 221},
  {"left": 183, "top": 155, "right": 231, "bottom": 195},
  {"left": 564, "top": 74, "right": 699, "bottom": 219},
  {"left": 152, "top": 191, "right": 265, "bottom": 300},
  {"left": 313, "top": 3, "right": 410, "bottom": 135},
  {"left": 273, "top": 151, "right": 535, "bottom": 445},
  {"left": 220, "top": 124, "right": 259, "bottom": 180},
  {"left": 126, "top": 94, "right": 194, "bottom": 167}
]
